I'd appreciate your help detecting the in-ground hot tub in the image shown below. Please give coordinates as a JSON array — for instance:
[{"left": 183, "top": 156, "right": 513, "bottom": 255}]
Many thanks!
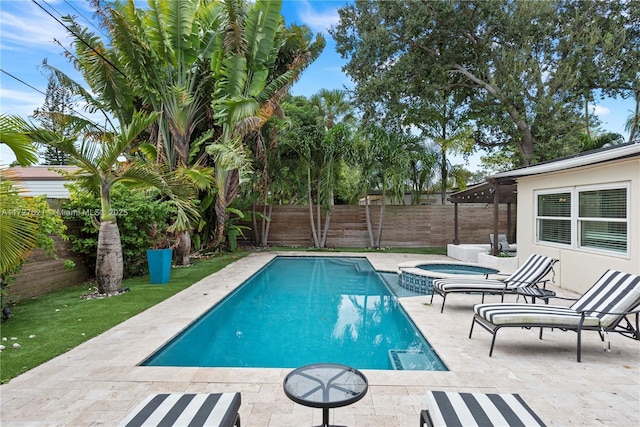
[{"left": 396, "top": 262, "right": 500, "bottom": 295}]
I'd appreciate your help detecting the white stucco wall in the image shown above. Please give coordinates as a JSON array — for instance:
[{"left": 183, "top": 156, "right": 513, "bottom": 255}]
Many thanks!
[
  {"left": 515, "top": 157, "right": 640, "bottom": 294},
  {"left": 19, "top": 180, "right": 72, "bottom": 198}
]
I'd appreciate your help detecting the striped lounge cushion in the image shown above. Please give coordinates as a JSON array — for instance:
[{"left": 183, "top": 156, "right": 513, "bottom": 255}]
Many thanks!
[
  {"left": 569, "top": 269, "right": 640, "bottom": 328},
  {"left": 119, "top": 393, "right": 241, "bottom": 427},
  {"left": 433, "top": 254, "right": 557, "bottom": 294},
  {"left": 473, "top": 303, "right": 601, "bottom": 328},
  {"left": 434, "top": 278, "right": 508, "bottom": 293},
  {"left": 502, "top": 254, "right": 556, "bottom": 289},
  {"left": 424, "top": 391, "right": 545, "bottom": 426}
]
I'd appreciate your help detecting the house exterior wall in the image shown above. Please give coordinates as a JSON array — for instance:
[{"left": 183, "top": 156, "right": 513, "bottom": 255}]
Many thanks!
[
  {"left": 515, "top": 157, "right": 639, "bottom": 293},
  {"left": 18, "top": 179, "right": 72, "bottom": 198}
]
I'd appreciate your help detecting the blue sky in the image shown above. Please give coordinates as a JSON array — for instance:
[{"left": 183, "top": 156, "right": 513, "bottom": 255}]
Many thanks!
[{"left": 0, "top": 0, "right": 635, "bottom": 168}]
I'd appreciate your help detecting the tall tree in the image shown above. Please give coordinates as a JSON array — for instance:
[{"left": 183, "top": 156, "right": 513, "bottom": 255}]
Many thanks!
[
  {"left": 33, "top": 72, "right": 75, "bottom": 165},
  {"left": 22, "top": 111, "right": 164, "bottom": 294},
  {"left": 352, "top": 126, "right": 414, "bottom": 248},
  {"left": 207, "top": 0, "right": 324, "bottom": 247},
  {"left": 310, "top": 89, "right": 354, "bottom": 130},
  {"left": 331, "top": 0, "right": 635, "bottom": 166}
]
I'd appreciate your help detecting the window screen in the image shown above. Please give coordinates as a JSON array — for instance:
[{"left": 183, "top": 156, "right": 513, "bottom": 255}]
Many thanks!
[
  {"left": 578, "top": 188, "right": 627, "bottom": 253},
  {"left": 537, "top": 192, "right": 571, "bottom": 245}
]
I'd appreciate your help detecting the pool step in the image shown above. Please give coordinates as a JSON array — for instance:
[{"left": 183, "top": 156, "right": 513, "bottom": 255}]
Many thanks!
[{"left": 389, "top": 349, "right": 432, "bottom": 370}]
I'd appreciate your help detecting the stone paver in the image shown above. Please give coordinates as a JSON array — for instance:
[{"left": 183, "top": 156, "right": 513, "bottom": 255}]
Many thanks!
[{"left": 1, "top": 252, "right": 638, "bottom": 426}]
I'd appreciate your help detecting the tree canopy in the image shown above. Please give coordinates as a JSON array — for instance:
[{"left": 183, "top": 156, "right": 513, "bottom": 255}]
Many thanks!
[{"left": 330, "top": 0, "right": 639, "bottom": 167}]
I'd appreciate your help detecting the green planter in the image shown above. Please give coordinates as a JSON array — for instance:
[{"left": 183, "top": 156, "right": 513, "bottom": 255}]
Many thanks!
[{"left": 146, "top": 248, "right": 173, "bottom": 284}]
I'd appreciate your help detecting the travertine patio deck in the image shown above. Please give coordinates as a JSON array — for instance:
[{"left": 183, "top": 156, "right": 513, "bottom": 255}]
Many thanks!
[{"left": 1, "top": 252, "right": 638, "bottom": 426}]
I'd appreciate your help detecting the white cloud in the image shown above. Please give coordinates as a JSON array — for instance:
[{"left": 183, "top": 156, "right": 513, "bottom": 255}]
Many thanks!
[
  {"left": 591, "top": 105, "right": 610, "bottom": 116},
  {"left": 296, "top": 0, "right": 341, "bottom": 34},
  {"left": 0, "top": 89, "right": 44, "bottom": 117},
  {"left": 0, "top": 3, "right": 73, "bottom": 52}
]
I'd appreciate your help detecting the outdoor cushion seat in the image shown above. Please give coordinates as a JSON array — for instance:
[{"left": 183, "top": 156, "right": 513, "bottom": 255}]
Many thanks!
[
  {"left": 420, "top": 391, "right": 545, "bottom": 426},
  {"left": 470, "top": 269, "right": 640, "bottom": 362},
  {"left": 431, "top": 254, "right": 558, "bottom": 312},
  {"left": 119, "top": 393, "right": 241, "bottom": 427}
]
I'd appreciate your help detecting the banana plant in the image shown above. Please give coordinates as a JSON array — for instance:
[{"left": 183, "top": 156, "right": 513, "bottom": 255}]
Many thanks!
[{"left": 208, "top": 0, "right": 325, "bottom": 246}]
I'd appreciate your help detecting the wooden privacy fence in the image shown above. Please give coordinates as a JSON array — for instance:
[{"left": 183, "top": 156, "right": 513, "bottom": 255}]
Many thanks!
[
  {"left": 8, "top": 225, "right": 92, "bottom": 300},
  {"left": 247, "top": 204, "right": 516, "bottom": 248}
]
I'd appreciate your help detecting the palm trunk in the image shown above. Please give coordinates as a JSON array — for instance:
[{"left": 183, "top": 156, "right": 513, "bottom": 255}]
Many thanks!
[
  {"left": 375, "top": 197, "right": 385, "bottom": 248},
  {"left": 262, "top": 204, "right": 273, "bottom": 246},
  {"left": 174, "top": 231, "right": 191, "bottom": 265},
  {"left": 320, "top": 210, "right": 331, "bottom": 248},
  {"left": 307, "top": 166, "right": 320, "bottom": 247},
  {"left": 95, "top": 220, "right": 123, "bottom": 294},
  {"left": 364, "top": 194, "right": 374, "bottom": 247}
]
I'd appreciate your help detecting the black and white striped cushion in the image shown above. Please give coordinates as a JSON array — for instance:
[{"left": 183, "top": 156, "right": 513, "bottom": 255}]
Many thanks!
[
  {"left": 473, "top": 303, "right": 601, "bottom": 327},
  {"left": 119, "top": 393, "right": 241, "bottom": 427},
  {"left": 570, "top": 270, "right": 640, "bottom": 327},
  {"left": 434, "top": 278, "right": 508, "bottom": 293},
  {"left": 474, "top": 270, "right": 640, "bottom": 328},
  {"left": 433, "top": 254, "right": 556, "bottom": 294},
  {"left": 425, "top": 391, "right": 545, "bottom": 426},
  {"left": 503, "top": 254, "right": 556, "bottom": 289}
]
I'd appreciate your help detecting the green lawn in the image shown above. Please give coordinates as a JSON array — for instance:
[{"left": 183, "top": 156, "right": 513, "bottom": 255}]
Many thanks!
[
  {"left": 0, "top": 252, "right": 248, "bottom": 383},
  {"left": 0, "top": 247, "right": 445, "bottom": 383}
]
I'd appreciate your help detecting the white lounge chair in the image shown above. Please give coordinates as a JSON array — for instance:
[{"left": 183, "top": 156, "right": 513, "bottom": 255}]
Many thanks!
[
  {"left": 470, "top": 269, "right": 640, "bottom": 362},
  {"left": 431, "top": 254, "right": 558, "bottom": 312}
]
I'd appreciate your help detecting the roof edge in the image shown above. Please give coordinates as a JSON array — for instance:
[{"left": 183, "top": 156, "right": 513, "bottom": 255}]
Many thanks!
[{"left": 493, "top": 140, "right": 640, "bottom": 179}]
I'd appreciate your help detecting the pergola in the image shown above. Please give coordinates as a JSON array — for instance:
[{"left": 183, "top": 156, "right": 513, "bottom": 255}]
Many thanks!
[{"left": 448, "top": 177, "right": 518, "bottom": 255}]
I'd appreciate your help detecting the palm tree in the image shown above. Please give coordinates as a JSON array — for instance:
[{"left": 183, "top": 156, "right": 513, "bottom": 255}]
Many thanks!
[
  {"left": 59, "top": 1, "right": 223, "bottom": 261},
  {"left": 310, "top": 89, "right": 354, "bottom": 130},
  {"left": 208, "top": 0, "right": 325, "bottom": 247},
  {"left": 22, "top": 111, "right": 164, "bottom": 294},
  {"left": 0, "top": 115, "right": 39, "bottom": 277},
  {"left": 353, "top": 126, "right": 414, "bottom": 248}
]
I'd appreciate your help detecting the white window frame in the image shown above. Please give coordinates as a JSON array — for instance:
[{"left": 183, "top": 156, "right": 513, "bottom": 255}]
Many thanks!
[
  {"left": 576, "top": 182, "right": 630, "bottom": 256},
  {"left": 535, "top": 187, "right": 573, "bottom": 249},
  {"left": 534, "top": 182, "right": 630, "bottom": 257}
]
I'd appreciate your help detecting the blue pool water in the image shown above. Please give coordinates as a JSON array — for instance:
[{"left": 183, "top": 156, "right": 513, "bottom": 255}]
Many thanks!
[
  {"left": 417, "top": 263, "right": 498, "bottom": 275},
  {"left": 144, "top": 256, "right": 447, "bottom": 371}
]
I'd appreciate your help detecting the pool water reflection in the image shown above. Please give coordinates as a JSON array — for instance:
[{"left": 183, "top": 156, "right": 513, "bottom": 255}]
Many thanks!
[{"left": 143, "top": 257, "right": 447, "bottom": 371}]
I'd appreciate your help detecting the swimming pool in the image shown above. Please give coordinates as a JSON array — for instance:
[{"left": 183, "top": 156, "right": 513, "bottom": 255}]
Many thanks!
[{"left": 143, "top": 256, "right": 447, "bottom": 371}]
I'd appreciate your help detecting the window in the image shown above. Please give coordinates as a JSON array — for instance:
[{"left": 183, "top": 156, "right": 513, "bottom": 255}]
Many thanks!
[
  {"left": 536, "top": 191, "right": 572, "bottom": 245},
  {"left": 578, "top": 187, "right": 628, "bottom": 253},
  {"left": 535, "top": 183, "right": 629, "bottom": 256}
]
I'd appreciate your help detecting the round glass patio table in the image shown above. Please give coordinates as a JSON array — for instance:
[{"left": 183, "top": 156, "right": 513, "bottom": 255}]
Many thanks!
[{"left": 283, "top": 363, "right": 368, "bottom": 427}]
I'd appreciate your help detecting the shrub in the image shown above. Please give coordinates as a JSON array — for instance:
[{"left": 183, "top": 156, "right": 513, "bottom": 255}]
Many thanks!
[{"left": 63, "top": 184, "right": 173, "bottom": 277}]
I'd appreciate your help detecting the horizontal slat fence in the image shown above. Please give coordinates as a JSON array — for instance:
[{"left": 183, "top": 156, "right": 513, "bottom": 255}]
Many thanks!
[
  {"left": 8, "top": 224, "right": 92, "bottom": 299},
  {"left": 247, "top": 204, "right": 515, "bottom": 248},
  {"left": 7, "top": 204, "right": 512, "bottom": 299}
]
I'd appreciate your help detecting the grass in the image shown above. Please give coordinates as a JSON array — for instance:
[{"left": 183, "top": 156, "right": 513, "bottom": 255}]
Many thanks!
[
  {"left": 0, "top": 246, "right": 444, "bottom": 383},
  {"left": 0, "top": 251, "right": 248, "bottom": 383}
]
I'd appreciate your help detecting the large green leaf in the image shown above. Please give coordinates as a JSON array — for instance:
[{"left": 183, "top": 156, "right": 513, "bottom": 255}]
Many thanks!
[
  {"left": 219, "top": 54, "right": 248, "bottom": 100},
  {"left": 0, "top": 174, "right": 39, "bottom": 275},
  {"left": 166, "top": 0, "right": 198, "bottom": 66},
  {"left": 245, "top": 0, "right": 282, "bottom": 66},
  {"left": 0, "top": 115, "right": 38, "bottom": 166}
]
